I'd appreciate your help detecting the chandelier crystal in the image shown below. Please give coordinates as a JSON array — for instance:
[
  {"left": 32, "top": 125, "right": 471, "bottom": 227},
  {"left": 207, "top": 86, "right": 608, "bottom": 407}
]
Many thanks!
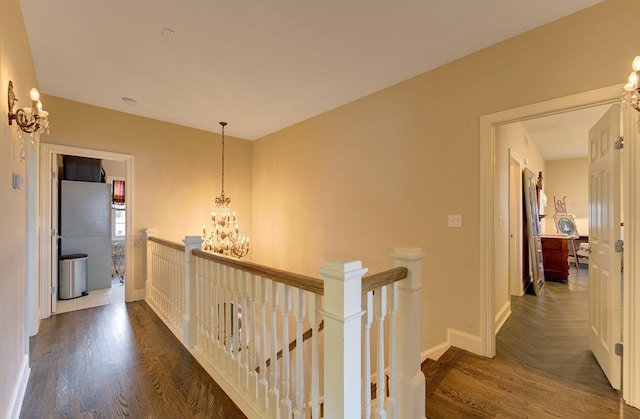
[{"left": 203, "top": 122, "right": 250, "bottom": 258}]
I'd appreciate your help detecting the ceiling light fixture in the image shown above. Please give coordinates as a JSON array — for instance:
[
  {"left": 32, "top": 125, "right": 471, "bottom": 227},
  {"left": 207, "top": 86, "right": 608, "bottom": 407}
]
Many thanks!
[
  {"left": 7, "top": 80, "right": 50, "bottom": 160},
  {"left": 623, "top": 56, "right": 640, "bottom": 112},
  {"left": 203, "top": 121, "right": 250, "bottom": 258}
]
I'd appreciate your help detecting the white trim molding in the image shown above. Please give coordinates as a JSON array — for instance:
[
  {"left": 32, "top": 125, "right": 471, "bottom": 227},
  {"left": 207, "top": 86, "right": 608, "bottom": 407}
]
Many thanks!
[
  {"left": 6, "top": 355, "right": 29, "bottom": 419},
  {"left": 494, "top": 301, "right": 511, "bottom": 335},
  {"left": 448, "top": 328, "right": 482, "bottom": 355}
]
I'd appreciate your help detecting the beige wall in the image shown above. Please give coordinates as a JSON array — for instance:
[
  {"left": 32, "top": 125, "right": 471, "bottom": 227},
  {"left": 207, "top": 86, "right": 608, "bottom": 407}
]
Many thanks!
[
  {"left": 0, "top": 0, "right": 39, "bottom": 413},
  {"left": 251, "top": 0, "right": 640, "bottom": 352},
  {"left": 544, "top": 157, "right": 589, "bottom": 235},
  {"left": 494, "top": 123, "right": 545, "bottom": 317},
  {"left": 41, "top": 96, "right": 253, "bottom": 291},
  {"left": 102, "top": 159, "right": 126, "bottom": 179}
]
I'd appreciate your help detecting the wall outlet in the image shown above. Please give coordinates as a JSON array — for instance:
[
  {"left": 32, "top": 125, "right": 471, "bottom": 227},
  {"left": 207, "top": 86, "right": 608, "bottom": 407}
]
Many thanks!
[{"left": 448, "top": 214, "right": 463, "bottom": 228}]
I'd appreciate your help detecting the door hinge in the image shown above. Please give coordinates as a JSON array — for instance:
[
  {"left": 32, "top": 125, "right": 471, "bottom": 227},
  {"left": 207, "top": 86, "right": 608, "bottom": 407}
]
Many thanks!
[
  {"left": 51, "top": 286, "right": 56, "bottom": 294},
  {"left": 615, "top": 240, "right": 624, "bottom": 253},
  {"left": 614, "top": 136, "right": 624, "bottom": 150},
  {"left": 51, "top": 171, "right": 56, "bottom": 179},
  {"left": 615, "top": 342, "right": 623, "bottom": 356},
  {"left": 51, "top": 228, "right": 57, "bottom": 237}
]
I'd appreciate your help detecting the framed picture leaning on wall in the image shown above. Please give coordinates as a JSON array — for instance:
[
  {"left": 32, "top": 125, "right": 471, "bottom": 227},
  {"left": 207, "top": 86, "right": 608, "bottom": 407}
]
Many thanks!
[{"left": 553, "top": 214, "right": 579, "bottom": 238}]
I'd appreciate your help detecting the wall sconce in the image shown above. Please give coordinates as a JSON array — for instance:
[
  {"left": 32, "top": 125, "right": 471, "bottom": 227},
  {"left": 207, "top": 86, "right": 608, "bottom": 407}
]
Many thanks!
[
  {"left": 623, "top": 56, "right": 640, "bottom": 112},
  {"left": 7, "top": 80, "right": 49, "bottom": 134}
]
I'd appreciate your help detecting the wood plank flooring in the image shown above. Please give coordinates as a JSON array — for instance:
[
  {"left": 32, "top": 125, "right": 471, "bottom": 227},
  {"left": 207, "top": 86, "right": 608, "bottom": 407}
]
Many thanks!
[
  {"left": 21, "top": 266, "right": 640, "bottom": 418},
  {"left": 21, "top": 301, "right": 246, "bottom": 418},
  {"left": 425, "top": 266, "right": 640, "bottom": 418}
]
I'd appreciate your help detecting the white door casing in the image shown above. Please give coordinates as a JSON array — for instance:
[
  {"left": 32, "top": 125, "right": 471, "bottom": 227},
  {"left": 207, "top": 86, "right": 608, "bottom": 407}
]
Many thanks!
[
  {"left": 509, "top": 150, "right": 523, "bottom": 296},
  {"left": 588, "top": 104, "right": 623, "bottom": 389}
]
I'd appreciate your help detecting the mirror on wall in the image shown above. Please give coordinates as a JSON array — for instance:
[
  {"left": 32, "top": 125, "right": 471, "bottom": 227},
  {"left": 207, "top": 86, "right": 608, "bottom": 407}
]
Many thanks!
[{"left": 523, "top": 167, "right": 545, "bottom": 295}]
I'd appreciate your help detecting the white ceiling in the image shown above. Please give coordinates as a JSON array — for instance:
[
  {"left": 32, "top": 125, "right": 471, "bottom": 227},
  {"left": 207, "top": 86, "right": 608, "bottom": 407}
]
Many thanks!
[
  {"left": 19, "top": 0, "right": 604, "bottom": 140},
  {"left": 521, "top": 104, "right": 612, "bottom": 161}
]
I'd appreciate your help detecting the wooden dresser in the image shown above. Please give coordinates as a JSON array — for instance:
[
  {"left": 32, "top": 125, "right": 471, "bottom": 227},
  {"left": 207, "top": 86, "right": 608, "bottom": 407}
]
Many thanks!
[{"left": 541, "top": 235, "right": 569, "bottom": 282}]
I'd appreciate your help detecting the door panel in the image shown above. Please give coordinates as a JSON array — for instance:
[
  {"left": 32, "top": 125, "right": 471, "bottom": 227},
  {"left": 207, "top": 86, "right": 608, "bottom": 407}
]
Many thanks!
[{"left": 588, "top": 103, "right": 622, "bottom": 389}]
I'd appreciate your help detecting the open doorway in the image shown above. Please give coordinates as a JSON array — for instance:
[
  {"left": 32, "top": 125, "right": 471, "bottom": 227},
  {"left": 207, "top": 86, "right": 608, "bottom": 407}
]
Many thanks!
[
  {"left": 38, "top": 143, "right": 134, "bottom": 320},
  {"left": 479, "top": 84, "right": 640, "bottom": 407},
  {"left": 493, "top": 103, "right": 615, "bottom": 389},
  {"left": 54, "top": 157, "right": 128, "bottom": 314}
]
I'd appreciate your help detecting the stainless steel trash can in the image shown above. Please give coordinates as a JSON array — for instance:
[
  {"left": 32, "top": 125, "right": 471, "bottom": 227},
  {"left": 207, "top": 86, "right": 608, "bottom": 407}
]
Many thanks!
[{"left": 59, "top": 254, "right": 88, "bottom": 300}]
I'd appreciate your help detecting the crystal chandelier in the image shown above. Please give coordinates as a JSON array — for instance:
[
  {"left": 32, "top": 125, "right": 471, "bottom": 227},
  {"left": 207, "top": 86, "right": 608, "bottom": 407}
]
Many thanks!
[{"left": 203, "top": 122, "right": 250, "bottom": 258}]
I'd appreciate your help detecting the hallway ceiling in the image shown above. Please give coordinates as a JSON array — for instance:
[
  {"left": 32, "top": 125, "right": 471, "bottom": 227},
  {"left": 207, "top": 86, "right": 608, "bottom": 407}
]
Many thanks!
[{"left": 19, "top": 0, "right": 604, "bottom": 140}]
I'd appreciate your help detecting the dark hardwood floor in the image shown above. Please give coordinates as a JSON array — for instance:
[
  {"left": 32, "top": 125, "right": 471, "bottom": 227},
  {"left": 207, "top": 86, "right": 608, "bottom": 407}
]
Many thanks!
[
  {"left": 21, "top": 301, "right": 246, "bottom": 418},
  {"left": 21, "top": 266, "right": 640, "bottom": 418},
  {"left": 425, "top": 265, "right": 640, "bottom": 418}
]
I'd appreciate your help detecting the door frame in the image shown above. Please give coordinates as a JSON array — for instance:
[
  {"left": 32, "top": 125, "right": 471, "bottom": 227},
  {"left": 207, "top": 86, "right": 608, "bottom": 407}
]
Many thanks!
[
  {"left": 508, "top": 149, "right": 523, "bottom": 297},
  {"left": 38, "top": 143, "right": 135, "bottom": 318},
  {"left": 479, "top": 84, "right": 639, "bottom": 407}
]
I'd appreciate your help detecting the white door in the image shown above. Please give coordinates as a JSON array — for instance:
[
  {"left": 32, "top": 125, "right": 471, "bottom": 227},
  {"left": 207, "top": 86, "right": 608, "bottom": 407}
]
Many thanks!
[
  {"left": 588, "top": 103, "right": 622, "bottom": 389},
  {"left": 51, "top": 155, "right": 59, "bottom": 313}
]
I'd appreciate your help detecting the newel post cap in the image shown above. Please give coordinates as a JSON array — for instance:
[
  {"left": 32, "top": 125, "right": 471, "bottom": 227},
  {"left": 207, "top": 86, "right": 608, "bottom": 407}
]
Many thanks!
[{"left": 390, "top": 247, "right": 425, "bottom": 262}]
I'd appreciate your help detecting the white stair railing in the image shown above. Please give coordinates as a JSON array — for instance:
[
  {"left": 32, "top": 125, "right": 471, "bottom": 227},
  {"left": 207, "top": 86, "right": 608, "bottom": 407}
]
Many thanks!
[{"left": 145, "top": 229, "right": 425, "bottom": 418}]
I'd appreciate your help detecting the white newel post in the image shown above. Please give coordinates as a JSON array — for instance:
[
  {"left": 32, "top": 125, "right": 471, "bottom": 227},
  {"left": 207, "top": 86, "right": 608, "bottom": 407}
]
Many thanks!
[
  {"left": 145, "top": 228, "right": 158, "bottom": 302},
  {"left": 183, "top": 235, "right": 203, "bottom": 347},
  {"left": 391, "top": 247, "right": 425, "bottom": 419},
  {"left": 319, "top": 259, "right": 368, "bottom": 419}
]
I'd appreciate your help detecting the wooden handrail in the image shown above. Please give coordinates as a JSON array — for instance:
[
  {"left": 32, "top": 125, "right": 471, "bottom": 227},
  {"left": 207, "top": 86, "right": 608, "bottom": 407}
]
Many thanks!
[
  {"left": 192, "top": 249, "right": 325, "bottom": 296},
  {"left": 148, "top": 236, "right": 186, "bottom": 252},
  {"left": 361, "top": 266, "right": 408, "bottom": 294}
]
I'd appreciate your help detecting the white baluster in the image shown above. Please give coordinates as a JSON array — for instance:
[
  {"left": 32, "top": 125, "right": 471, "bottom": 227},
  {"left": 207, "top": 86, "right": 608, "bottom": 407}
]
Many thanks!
[
  {"left": 214, "top": 261, "right": 222, "bottom": 365},
  {"left": 257, "top": 276, "right": 269, "bottom": 411},
  {"left": 226, "top": 266, "right": 235, "bottom": 377},
  {"left": 280, "top": 285, "right": 292, "bottom": 418},
  {"left": 375, "top": 286, "right": 387, "bottom": 419},
  {"left": 363, "top": 290, "right": 374, "bottom": 419},
  {"left": 207, "top": 259, "right": 215, "bottom": 360},
  {"left": 269, "top": 281, "right": 280, "bottom": 419},
  {"left": 387, "top": 282, "right": 399, "bottom": 419},
  {"left": 309, "top": 293, "right": 322, "bottom": 419},
  {"left": 248, "top": 272, "right": 258, "bottom": 400},
  {"left": 194, "top": 256, "right": 202, "bottom": 351},
  {"left": 231, "top": 268, "right": 240, "bottom": 383},
  {"left": 293, "top": 288, "right": 306, "bottom": 419},
  {"left": 221, "top": 264, "right": 230, "bottom": 370}
]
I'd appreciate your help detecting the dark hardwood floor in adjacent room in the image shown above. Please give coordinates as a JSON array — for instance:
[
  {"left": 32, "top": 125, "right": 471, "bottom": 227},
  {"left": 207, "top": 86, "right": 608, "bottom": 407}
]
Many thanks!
[
  {"left": 424, "top": 265, "right": 640, "bottom": 418},
  {"left": 21, "top": 301, "right": 246, "bottom": 419}
]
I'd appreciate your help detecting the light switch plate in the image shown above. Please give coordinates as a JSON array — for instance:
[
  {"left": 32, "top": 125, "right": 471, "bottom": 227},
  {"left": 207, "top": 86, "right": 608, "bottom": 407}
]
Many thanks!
[
  {"left": 448, "top": 214, "right": 463, "bottom": 228},
  {"left": 12, "top": 173, "right": 23, "bottom": 189}
]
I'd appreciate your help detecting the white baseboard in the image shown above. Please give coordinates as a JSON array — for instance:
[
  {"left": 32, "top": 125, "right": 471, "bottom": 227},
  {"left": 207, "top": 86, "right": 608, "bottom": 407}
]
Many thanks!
[
  {"left": 132, "top": 288, "right": 146, "bottom": 301},
  {"left": 494, "top": 301, "right": 511, "bottom": 335},
  {"left": 447, "top": 328, "right": 482, "bottom": 355},
  {"left": 422, "top": 341, "right": 450, "bottom": 362},
  {"left": 7, "top": 354, "right": 29, "bottom": 419}
]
